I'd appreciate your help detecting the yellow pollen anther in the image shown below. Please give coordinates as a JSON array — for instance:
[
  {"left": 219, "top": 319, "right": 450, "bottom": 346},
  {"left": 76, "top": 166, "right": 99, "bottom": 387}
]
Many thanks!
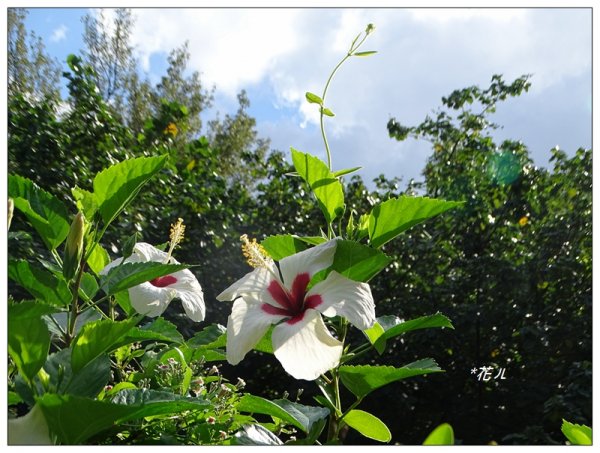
[
  {"left": 240, "top": 234, "right": 273, "bottom": 269},
  {"left": 165, "top": 218, "right": 185, "bottom": 263}
]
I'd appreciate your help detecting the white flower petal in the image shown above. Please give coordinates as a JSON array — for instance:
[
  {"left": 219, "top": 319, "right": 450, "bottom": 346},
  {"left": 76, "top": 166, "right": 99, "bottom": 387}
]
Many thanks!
[
  {"left": 279, "top": 239, "right": 337, "bottom": 287},
  {"left": 169, "top": 269, "right": 205, "bottom": 322},
  {"left": 133, "top": 242, "right": 173, "bottom": 263},
  {"left": 226, "top": 298, "right": 286, "bottom": 365},
  {"left": 8, "top": 404, "right": 52, "bottom": 445},
  {"left": 272, "top": 309, "right": 342, "bottom": 380},
  {"left": 308, "top": 271, "right": 376, "bottom": 331},
  {"left": 217, "top": 267, "right": 274, "bottom": 302},
  {"left": 128, "top": 283, "right": 177, "bottom": 318}
]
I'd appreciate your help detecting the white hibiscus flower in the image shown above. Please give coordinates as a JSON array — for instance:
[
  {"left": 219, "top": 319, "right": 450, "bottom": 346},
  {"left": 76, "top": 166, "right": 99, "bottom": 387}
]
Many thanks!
[
  {"left": 217, "top": 237, "right": 375, "bottom": 380},
  {"left": 101, "top": 242, "right": 205, "bottom": 322}
]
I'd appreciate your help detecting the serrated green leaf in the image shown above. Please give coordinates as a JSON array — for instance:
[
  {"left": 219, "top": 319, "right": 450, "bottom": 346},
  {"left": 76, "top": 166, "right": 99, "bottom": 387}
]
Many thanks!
[
  {"left": 339, "top": 361, "right": 443, "bottom": 398},
  {"left": 8, "top": 302, "right": 54, "bottom": 381},
  {"left": 343, "top": 409, "right": 391, "bottom": 442},
  {"left": 8, "top": 260, "right": 71, "bottom": 306},
  {"left": 121, "top": 317, "right": 184, "bottom": 345},
  {"left": 8, "top": 174, "right": 70, "bottom": 250},
  {"left": 99, "top": 261, "right": 190, "bottom": 296},
  {"left": 379, "top": 313, "right": 454, "bottom": 348},
  {"left": 71, "top": 317, "right": 140, "bottom": 372},
  {"left": 368, "top": 196, "right": 462, "bottom": 248},
  {"left": 237, "top": 395, "right": 329, "bottom": 433},
  {"left": 423, "top": 423, "right": 455, "bottom": 445},
  {"left": 261, "top": 234, "right": 308, "bottom": 261},
  {"left": 291, "top": 148, "right": 345, "bottom": 224},
  {"left": 43, "top": 349, "right": 110, "bottom": 398},
  {"left": 187, "top": 324, "right": 227, "bottom": 349},
  {"left": 561, "top": 419, "right": 592, "bottom": 445},
  {"left": 305, "top": 91, "right": 323, "bottom": 105},
  {"left": 37, "top": 390, "right": 210, "bottom": 444},
  {"left": 331, "top": 240, "right": 391, "bottom": 282},
  {"left": 93, "top": 155, "right": 168, "bottom": 226}
]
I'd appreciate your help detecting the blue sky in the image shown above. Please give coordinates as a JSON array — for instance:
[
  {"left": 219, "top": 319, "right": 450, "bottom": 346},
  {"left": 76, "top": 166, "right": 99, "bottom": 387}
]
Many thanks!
[{"left": 22, "top": 7, "right": 592, "bottom": 186}]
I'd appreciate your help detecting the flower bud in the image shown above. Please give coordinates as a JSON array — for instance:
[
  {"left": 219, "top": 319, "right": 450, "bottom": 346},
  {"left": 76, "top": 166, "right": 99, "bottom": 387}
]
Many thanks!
[
  {"left": 8, "top": 198, "right": 14, "bottom": 231},
  {"left": 63, "top": 212, "right": 85, "bottom": 281}
]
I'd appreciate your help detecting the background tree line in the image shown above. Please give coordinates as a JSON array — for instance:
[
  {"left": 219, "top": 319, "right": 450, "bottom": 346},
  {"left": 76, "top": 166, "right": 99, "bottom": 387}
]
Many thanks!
[{"left": 7, "top": 8, "right": 592, "bottom": 445}]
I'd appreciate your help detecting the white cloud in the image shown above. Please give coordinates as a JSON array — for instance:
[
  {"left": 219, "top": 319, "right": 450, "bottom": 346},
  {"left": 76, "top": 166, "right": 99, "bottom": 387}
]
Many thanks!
[
  {"left": 125, "top": 7, "right": 591, "bottom": 183},
  {"left": 50, "top": 24, "right": 68, "bottom": 42}
]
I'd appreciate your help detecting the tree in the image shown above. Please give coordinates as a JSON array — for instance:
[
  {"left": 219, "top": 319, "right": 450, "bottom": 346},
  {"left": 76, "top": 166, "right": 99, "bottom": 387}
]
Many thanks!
[
  {"left": 207, "top": 90, "right": 270, "bottom": 187},
  {"left": 378, "top": 75, "right": 591, "bottom": 444},
  {"left": 81, "top": 8, "right": 137, "bottom": 113},
  {"left": 8, "top": 8, "right": 61, "bottom": 99}
]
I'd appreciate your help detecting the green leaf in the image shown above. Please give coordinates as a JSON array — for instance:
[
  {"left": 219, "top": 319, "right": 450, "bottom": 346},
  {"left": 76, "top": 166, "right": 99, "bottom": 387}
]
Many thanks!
[
  {"left": 79, "top": 272, "right": 99, "bottom": 300},
  {"left": 9, "top": 391, "right": 23, "bottom": 406},
  {"left": 305, "top": 91, "right": 323, "bottom": 105},
  {"left": 37, "top": 390, "right": 210, "bottom": 444},
  {"left": 122, "top": 317, "right": 184, "bottom": 345},
  {"left": 86, "top": 243, "right": 111, "bottom": 275},
  {"left": 187, "top": 324, "right": 227, "bottom": 349},
  {"left": 8, "top": 302, "right": 54, "bottom": 381},
  {"left": 261, "top": 234, "right": 307, "bottom": 261},
  {"left": 321, "top": 107, "right": 335, "bottom": 117},
  {"left": 353, "top": 50, "right": 378, "bottom": 57},
  {"left": 71, "top": 186, "right": 98, "bottom": 220},
  {"left": 43, "top": 349, "right": 110, "bottom": 398},
  {"left": 379, "top": 313, "right": 454, "bottom": 347},
  {"left": 237, "top": 395, "right": 329, "bottom": 433},
  {"left": 93, "top": 155, "right": 168, "bottom": 226},
  {"left": 339, "top": 361, "right": 443, "bottom": 398},
  {"left": 423, "top": 423, "right": 455, "bottom": 445},
  {"left": 343, "top": 409, "right": 391, "bottom": 442},
  {"left": 8, "top": 260, "right": 71, "bottom": 306},
  {"left": 333, "top": 166, "right": 362, "bottom": 177},
  {"left": 368, "top": 196, "right": 462, "bottom": 248},
  {"left": 294, "top": 235, "right": 328, "bottom": 246},
  {"left": 234, "top": 424, "right": 283, "bottom": 446},
  {"left": 363, "top": 321, "right": 386, "bottom": 354},
  {"left": 114, "top": 290, "right": 135, "bottom": 316},
  {"left": 331, "top": 240, "right": 391, "bottom": 282},
  {"left": 291, "top": 148, "right": 345, "bottom": 224},
  {"left": 561, "top": 419, "right": 592, "bottom": 445},
  {"left": 71, "top": 317, "right": 140, "bottom": 372},
  {"left": 8, "top": 174, "right": 70, "bottom": 250},
  {"left": 99, "top": 261, "right": 190, "bottom": 296},
  {"left": 254, "top": 325, "right": 274, "bottom": 354}
]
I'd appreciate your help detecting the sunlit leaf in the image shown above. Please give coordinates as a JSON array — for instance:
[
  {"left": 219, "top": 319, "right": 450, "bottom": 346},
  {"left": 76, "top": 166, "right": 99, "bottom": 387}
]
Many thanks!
[
  {"left": 561, "top": 419, "right": 592, "bottom": 445},
  {"left": 368, "top": 196, "right": 462, "bottom": 248},
  {"left": 8, "top": 260, "right": 71, "bottom": 306},
  {"left": 343, "top": 409, "right": 391, "bottom": 442},
  {"left": 291, "top": 148, "right": 345, "bottom": 224},
  {"left": 423, "top": 423, "right": 455, "bottom": 445},
  {"left": 339, "top": 361, "right": 443, "bottom": 398},
  {"left": 93, "top": 155, "right": 168, "bottom": 226},
  {"left": 8, "top": 174, "right": 70, "bottom": 250}
]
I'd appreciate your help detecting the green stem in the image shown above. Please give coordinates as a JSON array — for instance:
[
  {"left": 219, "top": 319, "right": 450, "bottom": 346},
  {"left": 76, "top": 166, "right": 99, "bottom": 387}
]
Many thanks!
[{"left": 66, "top": 256, "right": 86, "bottom": 344}]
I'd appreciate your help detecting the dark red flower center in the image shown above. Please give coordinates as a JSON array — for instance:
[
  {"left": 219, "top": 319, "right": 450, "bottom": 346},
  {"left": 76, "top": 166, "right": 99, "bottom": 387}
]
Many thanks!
[
  {"left": 150, "top": 275, "right": 178, "bottom": 287},
  {"left": 262, "top": 273, "right": 322, "bottom": 324}
]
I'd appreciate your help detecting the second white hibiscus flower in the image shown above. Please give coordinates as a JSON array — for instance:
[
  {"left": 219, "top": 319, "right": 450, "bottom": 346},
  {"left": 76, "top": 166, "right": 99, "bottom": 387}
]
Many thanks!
[{"left": 217, "top": 237, "right": 376, "bottom": 381}]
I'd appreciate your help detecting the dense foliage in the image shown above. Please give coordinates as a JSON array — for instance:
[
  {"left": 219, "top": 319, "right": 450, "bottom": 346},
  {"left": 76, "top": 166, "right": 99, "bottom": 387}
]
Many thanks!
[{"left": 7, "top": 8, "right": 591, "bottom": 445}]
